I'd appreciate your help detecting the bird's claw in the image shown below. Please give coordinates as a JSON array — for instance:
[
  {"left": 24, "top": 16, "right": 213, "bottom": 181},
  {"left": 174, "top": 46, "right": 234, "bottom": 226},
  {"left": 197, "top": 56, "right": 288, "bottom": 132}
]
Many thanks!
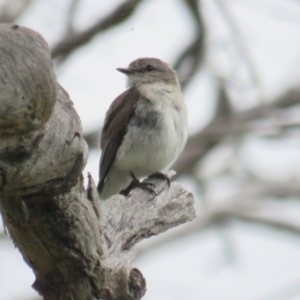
[
  {"left": 120, "top": 172, "right": 157, "bottom": 196},
  {"left": 148, "top": 172, "right": 171, "bottom": 188}
]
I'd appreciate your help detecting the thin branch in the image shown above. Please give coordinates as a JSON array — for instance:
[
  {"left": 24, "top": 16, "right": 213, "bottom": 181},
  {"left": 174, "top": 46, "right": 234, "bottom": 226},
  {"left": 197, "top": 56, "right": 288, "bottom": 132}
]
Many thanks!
[
  {"left": 215, "top": 78, "right": 233, "bottom": 117},
  {"left": 173, "top": 87, "right": 300, "bottom": 176},
  {"left": 84, "top": 127, "right": 101, "bottom": 149},
  {"left": 227, "top": 208, "right": 300, "bottom": 238},
  {"left": 174, "top": 0, "right": 205, "bottom": 90},
  {"left": 51, "top": 0, "right": 143, "bottom": 61},
  {"left": 214, "top": 0, "right": 263, "bottom": 98},
  {"left": 64, "top": 0, "right": 81, "bottom": 36}
]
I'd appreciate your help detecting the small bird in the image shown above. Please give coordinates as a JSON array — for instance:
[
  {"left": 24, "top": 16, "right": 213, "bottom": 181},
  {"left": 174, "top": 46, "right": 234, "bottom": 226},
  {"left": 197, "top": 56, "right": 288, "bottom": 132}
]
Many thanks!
[{"left": 97, "top": 57, "right": 188, "bottom": 200}]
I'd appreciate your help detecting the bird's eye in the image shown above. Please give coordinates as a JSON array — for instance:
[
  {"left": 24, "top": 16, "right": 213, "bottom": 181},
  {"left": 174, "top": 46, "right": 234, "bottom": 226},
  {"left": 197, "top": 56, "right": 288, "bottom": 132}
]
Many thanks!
[{"left": 145, "top": 65, "right": 155, "bottom": 72}]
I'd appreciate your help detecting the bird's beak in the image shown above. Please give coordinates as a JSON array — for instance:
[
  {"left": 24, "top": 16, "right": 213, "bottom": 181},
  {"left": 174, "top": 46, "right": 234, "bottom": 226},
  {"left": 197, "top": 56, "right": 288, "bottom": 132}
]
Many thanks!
[{"left": 116, "top": 67, "right": 135, "bottom": 75}]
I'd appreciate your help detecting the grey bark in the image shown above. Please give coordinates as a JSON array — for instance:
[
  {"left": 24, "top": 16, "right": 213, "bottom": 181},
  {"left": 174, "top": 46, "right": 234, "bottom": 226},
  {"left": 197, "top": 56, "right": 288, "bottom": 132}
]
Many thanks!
[{"left": 0, "top": 24, "right": 196, "bottom": 300}]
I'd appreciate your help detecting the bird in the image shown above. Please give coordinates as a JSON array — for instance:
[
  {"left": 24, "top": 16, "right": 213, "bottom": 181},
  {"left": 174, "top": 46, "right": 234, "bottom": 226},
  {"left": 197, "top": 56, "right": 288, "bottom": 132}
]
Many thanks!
[{"left": 97, "top": 57, "right": 188, "bottom": 200}]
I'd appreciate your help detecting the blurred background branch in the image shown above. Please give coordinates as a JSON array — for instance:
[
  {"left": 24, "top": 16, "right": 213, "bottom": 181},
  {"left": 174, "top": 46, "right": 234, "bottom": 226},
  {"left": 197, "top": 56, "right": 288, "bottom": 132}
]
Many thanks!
[
  {"left": 174, "top": 87, "right": 300, "bottom": 176},
  {"left": 51, "top": 0, "right": 143, "bottom": 62},
  {"left": 136, "top": 179, "right": 300, "bottom": 259},
  {"left": 214, "top": 0, "right": 262, "bottom": 94},
  {"left": 174, "top": 0, "right": 205, "bottom": 89}
]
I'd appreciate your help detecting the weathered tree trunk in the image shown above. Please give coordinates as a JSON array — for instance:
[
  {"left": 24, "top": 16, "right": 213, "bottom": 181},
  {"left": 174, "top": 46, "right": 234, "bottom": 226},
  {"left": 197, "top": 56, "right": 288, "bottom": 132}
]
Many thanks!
[{"left": 0, "top": 24, "right": 196, "bottom": 300}]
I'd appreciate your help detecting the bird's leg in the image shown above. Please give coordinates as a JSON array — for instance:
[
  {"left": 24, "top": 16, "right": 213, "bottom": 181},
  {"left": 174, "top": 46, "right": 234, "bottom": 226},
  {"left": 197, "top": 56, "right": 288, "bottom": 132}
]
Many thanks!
[
  {"left": 148, "top": 172, "right": 171, "bottom": 188},
  {"left": 120, "top": 172, "right": 156, "bottom": 196},
  {"left": 119, "top": 180, "right": 136, "bottom": 197}
]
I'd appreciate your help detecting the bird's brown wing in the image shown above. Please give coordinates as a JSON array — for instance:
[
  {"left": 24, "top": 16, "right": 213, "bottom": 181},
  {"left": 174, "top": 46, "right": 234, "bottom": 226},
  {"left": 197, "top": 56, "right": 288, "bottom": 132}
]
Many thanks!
[{"left": 97, "top": 87, "right": 140, "bottom": 192}]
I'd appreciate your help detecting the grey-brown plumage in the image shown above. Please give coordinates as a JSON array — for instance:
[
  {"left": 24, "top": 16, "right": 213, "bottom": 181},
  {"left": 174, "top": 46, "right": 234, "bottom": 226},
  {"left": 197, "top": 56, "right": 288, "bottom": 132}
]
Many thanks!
[
  {"left": 98, "top": 88, "right": 140, "bottom": 194},
  {"left": 97, "top": 57, "right": 188, "bottom": 200}
]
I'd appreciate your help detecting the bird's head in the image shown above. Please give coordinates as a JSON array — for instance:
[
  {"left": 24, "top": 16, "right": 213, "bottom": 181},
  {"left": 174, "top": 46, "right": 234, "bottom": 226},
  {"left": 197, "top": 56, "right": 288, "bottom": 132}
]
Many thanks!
[{"left": 117, "top": 57, "right": 179, "bottom": 87}]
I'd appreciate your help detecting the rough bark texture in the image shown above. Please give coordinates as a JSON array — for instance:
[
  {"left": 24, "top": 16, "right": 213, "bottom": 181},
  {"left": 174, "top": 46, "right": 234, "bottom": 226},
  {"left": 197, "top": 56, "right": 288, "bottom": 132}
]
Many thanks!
[{"left": 0, "top": 24, "right": 196, "bottom": 300}]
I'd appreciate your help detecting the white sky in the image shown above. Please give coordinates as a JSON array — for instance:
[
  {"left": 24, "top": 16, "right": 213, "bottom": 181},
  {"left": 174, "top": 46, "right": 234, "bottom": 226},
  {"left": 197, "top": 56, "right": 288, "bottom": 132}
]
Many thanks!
[{"left": 2, "top": 0, "right": 300, "bottom": 299}]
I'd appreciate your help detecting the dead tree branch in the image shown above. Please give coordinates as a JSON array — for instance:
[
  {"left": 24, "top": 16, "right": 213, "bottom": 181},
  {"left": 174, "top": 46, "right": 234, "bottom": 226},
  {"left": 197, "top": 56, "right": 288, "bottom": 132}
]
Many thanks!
[
  {"left": 137, "top": 181, "right": 300, "bottom": 258},
  {"left": 0, "top": 24, "right": 196, "bottom": 300}
]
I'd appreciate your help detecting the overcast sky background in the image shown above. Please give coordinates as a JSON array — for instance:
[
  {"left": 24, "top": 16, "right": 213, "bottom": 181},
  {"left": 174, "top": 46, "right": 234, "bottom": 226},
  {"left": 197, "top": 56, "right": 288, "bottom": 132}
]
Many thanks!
[{"left": 2, "top": 0, "right": 300, "bottom": 299}]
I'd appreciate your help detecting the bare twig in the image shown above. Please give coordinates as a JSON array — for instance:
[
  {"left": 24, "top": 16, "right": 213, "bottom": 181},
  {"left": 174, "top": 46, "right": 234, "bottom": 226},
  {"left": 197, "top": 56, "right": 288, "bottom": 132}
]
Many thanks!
[
  {"left": 84, "top": 127, "right": 101, "bottom": 149},
  {"left": 64, "top": 0, "right": 81, "bottom": 35},
  {"left": 51, "top": 0, "right": 143, "bottom": 61},
  {"left": 227, "top": 208, "right": 300, "bottom": 238},
  {"left": 214, "top": 0, "right": 262, "bottom": 97},
  {"left": 174, "top": 0, "right": 205, "bottom": 89},
  {"left": 174, "top": 88, "right": 300, "bottom": 176},
  {"left": 215, "top": 78, "right": 233, "bottom": 117}
]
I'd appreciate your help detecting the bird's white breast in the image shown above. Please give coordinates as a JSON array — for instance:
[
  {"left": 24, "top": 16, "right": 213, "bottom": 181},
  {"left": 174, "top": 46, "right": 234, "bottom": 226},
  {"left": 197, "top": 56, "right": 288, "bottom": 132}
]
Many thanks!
[{"left": 115, "top": 82, "right": 188, "bottom": 176}]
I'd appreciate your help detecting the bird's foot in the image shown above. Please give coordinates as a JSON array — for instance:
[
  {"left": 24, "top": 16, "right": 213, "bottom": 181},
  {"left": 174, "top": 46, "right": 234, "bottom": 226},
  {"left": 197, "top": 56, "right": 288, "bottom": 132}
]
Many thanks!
[
  {"left": 120, "top": 172, "right": 156, "bottom": 196},
  {"left": 148, "top": 172, "right": 171, "bottom": 188},
  {"left": 119, "top": 181, "right": 135, "bottom": 197}
]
